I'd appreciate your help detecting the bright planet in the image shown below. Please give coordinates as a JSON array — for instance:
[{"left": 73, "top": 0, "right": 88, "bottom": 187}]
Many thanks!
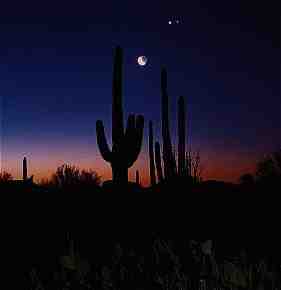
[{"left": 137, "top": 56, "right": 148, "bottom": 66}]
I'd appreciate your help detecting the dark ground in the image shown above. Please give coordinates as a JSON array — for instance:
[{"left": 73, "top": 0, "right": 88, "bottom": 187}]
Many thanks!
[{"left": 2, "top": 180, "right": 280, "bottom": 288}]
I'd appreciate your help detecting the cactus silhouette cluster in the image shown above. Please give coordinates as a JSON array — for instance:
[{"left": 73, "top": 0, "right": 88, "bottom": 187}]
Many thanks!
[
  {"left": 95, "top": 46, "right": 196, "bottom": 186},
  {"left": 149, "top": 68, "right": 193, "bottom": 185},
  {"left": 96, "top": 47, "right": 144, "bottom": 185}
]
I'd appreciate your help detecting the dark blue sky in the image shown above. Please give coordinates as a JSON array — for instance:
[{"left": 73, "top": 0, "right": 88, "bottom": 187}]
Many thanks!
[{"left": 0, "top": 0, "right": 280, "bottom": 183}]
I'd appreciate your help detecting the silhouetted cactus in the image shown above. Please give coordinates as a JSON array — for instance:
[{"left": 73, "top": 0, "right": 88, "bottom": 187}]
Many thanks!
[
  {"left": 178, "top": 96, "right": 186, "bottom": 177},
  {"left": 186, "top": 150, "right": 192, "bottom": 178},
  {"left": 161, "top": 68, "right": 176, "bottom": 180},
  {"left": 172, "top": 143, "right": 177, "bottom": 176},
  {"left": 136, "top": 170, "right": 140, "bottom": 186},
  {"left": 23, "top": 157, "right": 27, "bottom": 181},
  {"left": 149, "top": 121, "right": 156, "bottom": 186},
  {"left": 155, "top": 70, "right": 193, "bottom": 184},
  {"left": 96, "top": 47, "right": 144, "bottom": 185},
  {"left": 155, "top": 141, "right": 164, "bottom": 183}
]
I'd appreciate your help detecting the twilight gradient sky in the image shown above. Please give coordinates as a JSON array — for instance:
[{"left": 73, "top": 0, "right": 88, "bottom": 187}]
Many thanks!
[{"left": 0, "top": 1, "right": 280, "bottom": 185}]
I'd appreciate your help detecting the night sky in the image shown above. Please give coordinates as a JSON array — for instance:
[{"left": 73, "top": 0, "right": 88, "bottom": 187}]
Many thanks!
[{"left": 0, "top": 1, "right": 279, "bottom": 185}]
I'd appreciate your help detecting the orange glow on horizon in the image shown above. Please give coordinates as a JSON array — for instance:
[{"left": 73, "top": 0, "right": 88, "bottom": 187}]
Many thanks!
[
  {"left": 6, "top": 154, "right": 256, "bottom": 187},
  {"left": 3, "top": 138, "right": 260, "bottom": 187}
]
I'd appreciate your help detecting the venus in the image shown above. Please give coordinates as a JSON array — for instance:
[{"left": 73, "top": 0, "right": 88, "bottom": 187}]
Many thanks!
[{"left": 137, "top": 55, "right": 148, "bottom": 66}]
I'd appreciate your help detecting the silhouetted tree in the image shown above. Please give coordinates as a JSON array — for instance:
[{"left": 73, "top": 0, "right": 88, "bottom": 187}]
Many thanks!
[
  {"left": 0, "top": 171, "right": 13, "bottom": 184},
  {"left": 80, "top": 169, "right": 101, "bottom": 187},
  {"left": 52, "top": 164, "right": 80, "bottom": 188},
  {"left": 49, "top": 164, "right": 100, "bottom": 191},
  {"left": 186, "top": 150, "right": 203, "bottom": 184},
  {"left": 256, "top": 150, "right": 281, "bottom": 186},
  {"left": 239, "top": 173, "right": 255, "bottom": 186}
]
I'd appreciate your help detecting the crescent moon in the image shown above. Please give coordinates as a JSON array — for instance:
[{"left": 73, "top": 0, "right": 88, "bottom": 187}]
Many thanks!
[{"left": 137, "top": 56, "right": 147, "bottom": 66}]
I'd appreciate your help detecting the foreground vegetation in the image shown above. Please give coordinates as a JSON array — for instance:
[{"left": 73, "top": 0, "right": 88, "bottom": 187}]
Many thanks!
[{"left": 27, "top": 237, "right": 280, "bottom": 290}]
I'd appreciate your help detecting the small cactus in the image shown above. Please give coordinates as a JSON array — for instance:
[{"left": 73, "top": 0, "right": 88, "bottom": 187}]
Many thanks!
[
  {"left": 23, "top": 157, "right": 27, "bottom": 181},
  {"left": 136, "top": 170, "right": 140, "bottom": 186}
]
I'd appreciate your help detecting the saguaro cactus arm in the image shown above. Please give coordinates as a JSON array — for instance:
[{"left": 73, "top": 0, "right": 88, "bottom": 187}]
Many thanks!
[
  {"left": 126, "top": 115, "right": 144, "bottom": 167},
  {"left": 124, "top": 114, "right": 136, "bottom": 143},
  {"left": 133, "top": 115, "right": 145, "bottom": 155},
  {"left": 96, "top": 120, "right": 112, "bottom": 162}
]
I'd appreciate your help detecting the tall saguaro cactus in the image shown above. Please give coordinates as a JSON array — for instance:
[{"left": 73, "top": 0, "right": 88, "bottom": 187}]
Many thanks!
[
  {"left": 178, "top": 96, "right": 186, "bottom": 177},
  {"left": 161, "top": 68, "right": 176, "bottom": 180},
  {"left": 149, "top": 121, "right": 156, "bottom": 186},
  {"left": 96, "top": 47, "right": 144, "bottom": 185}
]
